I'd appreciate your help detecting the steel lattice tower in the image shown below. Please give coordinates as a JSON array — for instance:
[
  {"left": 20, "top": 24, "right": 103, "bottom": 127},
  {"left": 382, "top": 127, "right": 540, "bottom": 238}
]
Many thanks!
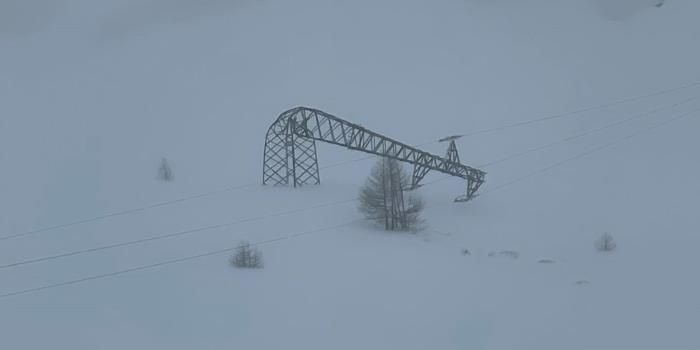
[{"left": 263, "top": 107, "right": 486, "bottom": 202}]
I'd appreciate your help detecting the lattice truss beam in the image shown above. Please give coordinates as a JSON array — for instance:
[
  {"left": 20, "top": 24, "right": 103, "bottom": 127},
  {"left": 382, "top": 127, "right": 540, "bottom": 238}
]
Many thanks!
[{"left": 263, "top": 107, "right": 486, "bottom": 202}]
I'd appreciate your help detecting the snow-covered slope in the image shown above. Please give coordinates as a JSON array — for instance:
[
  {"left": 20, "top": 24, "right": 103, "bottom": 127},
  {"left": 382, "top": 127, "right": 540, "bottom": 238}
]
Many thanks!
[{"left": 1, "top": 1, "right": 699, "bottom": 349}]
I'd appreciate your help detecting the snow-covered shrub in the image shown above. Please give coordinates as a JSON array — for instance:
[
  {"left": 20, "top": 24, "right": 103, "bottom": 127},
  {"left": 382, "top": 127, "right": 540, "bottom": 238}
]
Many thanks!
[
  {"left": 488, "top": 250, "right": 519, "bottom": 259},
  {"left": 157, "top": 158, "right": 174, "bottom": 182},
  {"left": 230, "top": 241, "right": 264, "bottom": 269},
  {"left": 595, "top": 233, "right": 617, "bottom": 252}
]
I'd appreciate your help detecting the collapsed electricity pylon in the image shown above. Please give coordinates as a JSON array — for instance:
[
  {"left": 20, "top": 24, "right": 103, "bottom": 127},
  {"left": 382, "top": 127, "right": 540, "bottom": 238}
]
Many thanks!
[{"left": 263, "top": 107, "right": 486, "bottom": 202}]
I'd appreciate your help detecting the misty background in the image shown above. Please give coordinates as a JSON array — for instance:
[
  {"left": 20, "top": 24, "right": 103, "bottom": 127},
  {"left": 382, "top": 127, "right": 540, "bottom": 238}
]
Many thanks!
[{"left": 1, "top": 1, "right": 698, "bottom": 349}]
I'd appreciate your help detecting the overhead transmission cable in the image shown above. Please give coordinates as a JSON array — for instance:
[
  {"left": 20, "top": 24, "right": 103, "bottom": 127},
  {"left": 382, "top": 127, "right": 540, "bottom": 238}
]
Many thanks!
[
  {"left": 453, "top": 79, "right": 700, "bottom": 138},
  {"left": 0, "top": 184, "right": 257, "bottom": 242},
  {"left": 479, "top": 106, "right": 699, "bottom": 195},
  {"left": 0, "top": 106, "right": 696, "bottom": 300},
  {"left": 477, "top": 94, "right": 700, "bottom": 168},
  {"left": 0, "top": 220, "right": 364, "bottom": 300},
  {"left": 0, "top": 197, "right": 359, "bottom": 270},
  {"left": 1, "top": 98, "right": 697, "bottom": 271},
  {"left": 2, "top": 80, "right": 698, "bottom": 243},
  {"left": 0, "top": 161, "right": 365, "bottom": 242},
  {"left": 426, "top": 105, "right": 700, "bottom": 190}
]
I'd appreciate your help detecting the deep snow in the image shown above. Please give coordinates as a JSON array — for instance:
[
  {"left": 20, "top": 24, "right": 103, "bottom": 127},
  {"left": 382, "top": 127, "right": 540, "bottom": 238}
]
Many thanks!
[{"left": 1, "top": 0, "right": 699, "bottom": 349}]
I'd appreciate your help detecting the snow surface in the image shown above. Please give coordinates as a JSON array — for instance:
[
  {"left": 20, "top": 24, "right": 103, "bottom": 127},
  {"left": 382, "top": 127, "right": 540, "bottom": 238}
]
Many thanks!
[{"left": 1, "top": 0, "right": 700, "bottom": 349}]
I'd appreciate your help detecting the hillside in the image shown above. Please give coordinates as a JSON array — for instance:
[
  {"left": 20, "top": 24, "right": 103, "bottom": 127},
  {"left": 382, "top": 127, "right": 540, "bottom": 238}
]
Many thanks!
[{"left": 1, "top": 1, "right": 699, "bottom": 349}]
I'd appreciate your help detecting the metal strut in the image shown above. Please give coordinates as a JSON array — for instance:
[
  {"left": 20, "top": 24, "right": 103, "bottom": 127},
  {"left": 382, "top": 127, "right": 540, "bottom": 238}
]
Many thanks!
[{"left": 263, "top": 107, "right": 486, "bottom": 202}]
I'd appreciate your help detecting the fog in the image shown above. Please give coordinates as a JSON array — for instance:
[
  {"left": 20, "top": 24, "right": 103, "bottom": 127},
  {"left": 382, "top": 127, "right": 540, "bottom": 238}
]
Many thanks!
[{"left": 1, "top": 1, "right": 698, "bottom": 349}]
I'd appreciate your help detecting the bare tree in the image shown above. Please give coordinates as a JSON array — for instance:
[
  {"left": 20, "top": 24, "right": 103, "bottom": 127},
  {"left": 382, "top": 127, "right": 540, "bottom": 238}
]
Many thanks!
[
  {"left": 230, "top": 241, "right": 264, "bottom": 268},
  {"left": 358, "top": 157, "right": 424, "bottom": 231},
  {"left": 157, "top": 158, "right": 174, "bottom": 182},
  {"left": 595, "top": 232, "right": 617, "bottom": 252}
]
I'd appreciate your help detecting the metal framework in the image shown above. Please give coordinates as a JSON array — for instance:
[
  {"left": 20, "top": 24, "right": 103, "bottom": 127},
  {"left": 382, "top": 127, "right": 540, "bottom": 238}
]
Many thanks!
[{"left": 263, "top": 107, "right": 486, "bottom": 202}]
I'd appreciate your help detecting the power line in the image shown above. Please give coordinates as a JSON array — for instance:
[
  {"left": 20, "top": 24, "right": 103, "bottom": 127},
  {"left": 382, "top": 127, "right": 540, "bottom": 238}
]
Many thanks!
[
  {"left": 3, "top": 100, "right": 698, "bottom": 271},
  {"left": 453, "top": 79, "right": 700, "bottom": 138},
  {"left": 0, "top": 107, "right": 696, "bottom": 300},
  {"left": 383, "top": 82, "right": 700, "bottom": 169},
  {"left": 0, "top": 183, "right": 254, "bottom": 242},
  {"left": 422, "top": 106, "right": 699, "bottom": 190},
  {"left": 0, "top": 197, "right": 358, "bottom": 270},
  {"left": 0, "top": 159, "right": 370, "bottom": 242},
  {"left": 3, "top": 79, "right": 698, "bottom": 243},
  {"left": 477, "top": 107, "right": 699, "bottom": 196},
  {"left": 477, "top": 95, "right": 700, "bottom": 168},
  {"left": 0, "top": 220, "right": 363, "bottom": 300}
]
